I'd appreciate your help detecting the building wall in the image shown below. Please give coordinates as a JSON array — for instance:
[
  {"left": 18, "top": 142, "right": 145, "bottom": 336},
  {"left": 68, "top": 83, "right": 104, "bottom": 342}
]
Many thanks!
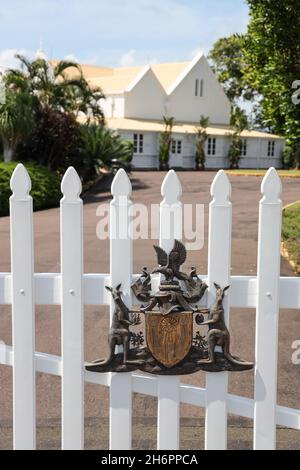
[
  {"left": 119, "top": 130, "right": 159, "bottom": 169},
  {"left": 100, "top": 95, "right": 125, "bottom": 118},
  {"left": 167, "top": 56, "right": 231, "bottom": 124},
  {"left": 117, "top": 129, "right": 284, "bottom": 170},
  {"left": 124, "top": 69, "right": 166, "bottom": 120}
]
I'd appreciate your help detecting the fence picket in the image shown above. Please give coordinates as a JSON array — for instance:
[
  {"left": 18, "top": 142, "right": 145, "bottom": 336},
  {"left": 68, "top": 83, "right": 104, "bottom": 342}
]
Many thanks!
[
  {"left": 254, "top": 168, "right": 282, "bottom": 450},
  {"left": 60, "top": 167, "right": 84, "bottom": 449},
  {"left": 1, "top": 163, "right": 297, "bottom": 451},
  {"left": 205, "top": 170, "right": 232, "bottom": 450},
  {"left": 109, "top": 169, "right": 133, "bottom": 450},
  {"left": 10, "top": 164, "right": 36, "bottom": 449},
  {"left": 157, "top": 170, "right": 182, "bottom": 450}
]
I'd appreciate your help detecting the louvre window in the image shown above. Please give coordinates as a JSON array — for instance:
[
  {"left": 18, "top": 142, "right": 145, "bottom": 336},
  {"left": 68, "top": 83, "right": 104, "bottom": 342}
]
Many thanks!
[
  {"left": 267, "top": 141, "right": 275, "bottom": 157},
  {"left": 207, "top": 137, "right": 216, "bottom": 156},
  {"left": 133, "top": 134, "right": 144, "bottom": 154},
  {"left": 171, "top": 140, "right": 182, "bottom": 154},
  {"left": 199, "top": 79, "right": 204, "bottom": 97},
  {"left": 195, "top": 79, "right": 204, "bottom": 97}
]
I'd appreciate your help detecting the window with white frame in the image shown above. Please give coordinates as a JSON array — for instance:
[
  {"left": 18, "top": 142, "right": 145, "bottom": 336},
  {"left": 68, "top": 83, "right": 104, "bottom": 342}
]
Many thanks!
[
  {"left": 133, "top": 133, "right": 144, "bottom": 154},
  {"left": 242, "top": 139, "right": 247, "bottom": 156},
  {"left": 195, "top": 79, "right": 204, "bottom": 97},
  {"left": 207, "top": 137, "right": 216, "bottom": 156},
  {"left": 267, "top": 140, "right": 275, "bottom": 157},
  {"left": 171, "top": 139, "right": 182, "bottom": 154}
]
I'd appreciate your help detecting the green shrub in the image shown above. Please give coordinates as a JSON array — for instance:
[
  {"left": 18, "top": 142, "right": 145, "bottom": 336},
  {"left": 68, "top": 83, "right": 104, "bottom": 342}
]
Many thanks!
[{"left": 0, "top": 161, "right": 61, "bottom": 216}]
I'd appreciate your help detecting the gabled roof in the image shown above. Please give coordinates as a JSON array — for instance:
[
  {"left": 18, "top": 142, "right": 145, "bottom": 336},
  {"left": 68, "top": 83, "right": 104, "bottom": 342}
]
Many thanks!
[{"left": 49, "top": 56, "right": 204, "bottom": 95}]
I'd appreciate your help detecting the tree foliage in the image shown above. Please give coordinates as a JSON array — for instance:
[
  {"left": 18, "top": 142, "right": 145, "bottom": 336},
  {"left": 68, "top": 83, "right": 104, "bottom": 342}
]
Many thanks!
[
  {"left": 195, "top": 115, "right": 209, "bottom": 170},
  {"left": 69, "top": 125, "right": 133, "bottom": 182},
  {"left": 228, "top": 107, "right": 249, "bottom": 169},
  {"left": 159, "top": 116, "right": 174, "bottom": 170},
  {"left": 208, "top": 34, "right": 254, "bottom": 103},
  {"left": 244, "top": 0, "right": 300, "bottom": 163},
  {"left": 0, "top": 78, "right": 34, "bottom": 161}
]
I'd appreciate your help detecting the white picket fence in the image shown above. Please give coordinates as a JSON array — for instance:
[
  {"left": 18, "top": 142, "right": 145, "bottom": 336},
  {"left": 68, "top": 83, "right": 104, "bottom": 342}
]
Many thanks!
[{"left": 0, "top": 163, "right": 300, "bottom": 450}]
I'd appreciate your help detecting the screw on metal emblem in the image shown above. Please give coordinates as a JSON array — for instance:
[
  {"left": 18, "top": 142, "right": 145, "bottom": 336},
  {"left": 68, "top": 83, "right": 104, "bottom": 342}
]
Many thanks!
[{"left": 86, "top": 240, "right": 253, "bottom": 374}]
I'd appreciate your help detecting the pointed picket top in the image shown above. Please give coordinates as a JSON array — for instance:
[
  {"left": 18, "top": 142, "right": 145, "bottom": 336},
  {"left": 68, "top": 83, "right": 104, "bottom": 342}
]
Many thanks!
[
  {"left": 210, "top": 169, "right": 231, "bottom": 205},
  {"left": 10, "top": 163, "right": 31, "bottom": 199},
  {"left": 261, "top": 167, "right": 282, "bottom": 203},
  {"left": 161, "top": 170, "right": 182, "bottom": 205},
  {"left": 111, "top": 169, "right": 132, "bottom": 198},
  {"left": 61, "top": 167, "right": 82, "bottom": 203}
]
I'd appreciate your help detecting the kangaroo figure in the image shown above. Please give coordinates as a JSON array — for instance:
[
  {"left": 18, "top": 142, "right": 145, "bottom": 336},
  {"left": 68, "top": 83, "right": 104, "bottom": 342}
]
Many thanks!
[
  {"left": 98, "top": 284, "right": 133, "bottom": 366},
  {"left": 198, "top": 283, "right": 251, "bottom": 366}
]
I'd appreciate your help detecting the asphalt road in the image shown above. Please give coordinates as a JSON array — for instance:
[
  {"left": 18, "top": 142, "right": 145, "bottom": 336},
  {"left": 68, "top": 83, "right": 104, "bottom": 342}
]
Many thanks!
[{"left": 0, "top": 171, "right": 299, "bottom": 449}]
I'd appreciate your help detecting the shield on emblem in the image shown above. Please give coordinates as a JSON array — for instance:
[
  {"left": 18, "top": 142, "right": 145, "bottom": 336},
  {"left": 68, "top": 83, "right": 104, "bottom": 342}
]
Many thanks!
[{"left": 145, "top": 311, "right": 193, "bottom": 368}]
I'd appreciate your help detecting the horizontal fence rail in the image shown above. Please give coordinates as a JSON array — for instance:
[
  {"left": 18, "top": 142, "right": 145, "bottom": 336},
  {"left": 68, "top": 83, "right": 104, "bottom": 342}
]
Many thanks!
[
  {"left": 0, "top": 164, "right": 299, "bottom": 450},
  {"left": 1, "top": 273, "right": 300, "bottom": 308},
  {"left": 0, "top": 344, "right": 299, "bottom": 431}
]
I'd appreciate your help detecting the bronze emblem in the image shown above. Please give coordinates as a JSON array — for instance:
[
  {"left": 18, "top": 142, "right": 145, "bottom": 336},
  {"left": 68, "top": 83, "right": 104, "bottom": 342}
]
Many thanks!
[{"left": 86, "top": 240, "right": 254, "bottom": 375}]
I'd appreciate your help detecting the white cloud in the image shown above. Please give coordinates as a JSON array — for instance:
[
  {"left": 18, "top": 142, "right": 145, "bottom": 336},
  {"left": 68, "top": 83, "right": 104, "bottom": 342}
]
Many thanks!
[
  {"left": 120, "top": 49, "right": 137, "bottom": 67},
  {"left": 64, "top": 54, "right": 79, "bottom": 63},
  {"left": 0, "top": 48, "right": 28, "bottom": 71}
]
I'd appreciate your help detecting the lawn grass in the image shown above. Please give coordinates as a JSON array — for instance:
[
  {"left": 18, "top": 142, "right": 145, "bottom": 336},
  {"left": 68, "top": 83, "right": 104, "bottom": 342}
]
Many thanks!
[
  {"left": 282, "top": 201, "right": 300, "bottom": 273},
  {"left": 226, "top": 169, "right": 300, "bottom": 177},
  {"left": 0, "top": 161, "right": 61, "bottom": 216}
]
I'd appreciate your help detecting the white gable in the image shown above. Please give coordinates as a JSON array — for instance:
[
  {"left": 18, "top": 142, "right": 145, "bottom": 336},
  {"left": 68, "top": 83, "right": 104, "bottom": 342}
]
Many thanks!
[
  {"left": 124, "top": 67, "right": 166, "bottom": 120},
  {"left": 166, "top": 55, "right": 231, "bottom": 124}
]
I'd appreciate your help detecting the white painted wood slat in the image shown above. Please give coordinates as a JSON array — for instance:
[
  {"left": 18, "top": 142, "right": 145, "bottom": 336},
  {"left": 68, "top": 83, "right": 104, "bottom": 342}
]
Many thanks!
[
  {"left": 157, "top": 170, "right": 182, "bottom": 450},
  {"left": 254, "top": 168, "right": 282, "bottom": 450},
  {"left": 205, "top": 170, "right": 232, "bottom": 450},
  {"left": 10, "top": 164, "right": 36, "bottom": 449},
  {"left": 60, "top": 167, "right": 84, "bottom": 450},
  {"left": 1, "top": 274, "right": 300, "bottom": 309},
  {"left": 109, "top": 169, "right": 133, "bottom": 450}
]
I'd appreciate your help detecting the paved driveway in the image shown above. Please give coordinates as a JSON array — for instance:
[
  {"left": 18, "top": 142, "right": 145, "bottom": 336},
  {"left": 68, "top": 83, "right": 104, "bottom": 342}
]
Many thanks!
[{"left": 0, "top": 171, "right": 299, "bottom": 449}]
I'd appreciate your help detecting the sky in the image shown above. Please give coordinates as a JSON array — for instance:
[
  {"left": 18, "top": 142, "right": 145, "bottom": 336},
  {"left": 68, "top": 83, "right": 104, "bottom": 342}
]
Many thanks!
[{"left": 0, "top": 0, "right": 249, "bottom": 69}]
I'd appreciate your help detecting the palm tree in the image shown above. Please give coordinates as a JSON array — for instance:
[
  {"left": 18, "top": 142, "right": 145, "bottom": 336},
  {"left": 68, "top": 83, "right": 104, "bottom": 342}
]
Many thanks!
[
  {"left": 6, "top": 55, "right": 105, "bottom": 121},
  {"left": 75, "top": 125, "right": 133, "bottom": 181},
  {"left": 228, "top": 107, "right": 248, "bottom": 169},
  {"left": 195, "top": 115, "right": 210, "bottom": 170},
  {"left": 159, "top": 116, "right": 175, "bottom": 170},
  {"left": 0, "top": 81, "right": 34, "bottom": 161},
  {"left": 1, "top": 55, "right": 105, "bottom": 162}
]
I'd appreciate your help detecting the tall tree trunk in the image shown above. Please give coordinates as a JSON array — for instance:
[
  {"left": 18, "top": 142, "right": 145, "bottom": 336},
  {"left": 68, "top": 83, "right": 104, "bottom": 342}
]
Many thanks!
[{"left": 3, "top": 139, "right": 14, "bottom": 162}]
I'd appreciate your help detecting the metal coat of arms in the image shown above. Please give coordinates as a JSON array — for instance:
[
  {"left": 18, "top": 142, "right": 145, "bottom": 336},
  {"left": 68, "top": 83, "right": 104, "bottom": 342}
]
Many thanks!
[{"left": 86, "top": 241, "right": 253, "bottom": 375}]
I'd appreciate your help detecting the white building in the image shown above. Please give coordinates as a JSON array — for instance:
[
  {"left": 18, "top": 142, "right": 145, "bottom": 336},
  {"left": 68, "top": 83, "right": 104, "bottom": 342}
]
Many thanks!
[{"left": 67, "top": 54, "right": 285, "bottom": 169}]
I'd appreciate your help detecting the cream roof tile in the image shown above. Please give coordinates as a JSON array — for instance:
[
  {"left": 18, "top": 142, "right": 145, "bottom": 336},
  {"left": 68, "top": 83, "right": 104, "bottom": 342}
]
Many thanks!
[
  {"left": 150, "top": 62, "right": 189, "bottom": 91},
  {"left": 50, "top": 59, "right": 191, "bottom": 93},
  {"left": 104, "top": 118, "right": 284, "bottom": 139}
]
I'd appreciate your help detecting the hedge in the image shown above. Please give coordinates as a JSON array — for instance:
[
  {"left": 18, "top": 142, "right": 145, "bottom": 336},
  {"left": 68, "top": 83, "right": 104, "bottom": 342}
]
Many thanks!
[{"left": 0, "top": 161, "right": 61, "bottom": 216}]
